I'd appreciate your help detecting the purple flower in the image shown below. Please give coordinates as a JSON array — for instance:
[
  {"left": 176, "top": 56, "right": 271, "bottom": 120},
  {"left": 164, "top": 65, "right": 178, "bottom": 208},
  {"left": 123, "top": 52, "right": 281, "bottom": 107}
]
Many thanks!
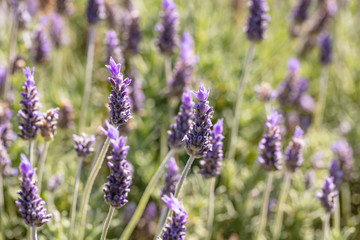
[
  {"left": 168, "top": 89, "right": 195, "bottom": 149},
  {"left": 72, "top": 133, "right": 96, "bottom": 158},
  {"left": 245, "top": 0, "right": 270, "bottom": 42},
  {"left": 0, "top": 143, "right": 17, "bottom": 177},
  {"left": 106, "top": 57, "right": 132, "bottom": 127},
  {"left": 58, "top": 99, "right": 75, "bottom": 129},
  {"left": 104, "top": 30, "right": 124, "bottom": 65},
  {"left": 103, "top": 127, "right": 132, "bottom": 208},
  {"left": 258, "top": 111, "right": 282, "bottom": 171},
  {"left": 126, "top": 68, "right": 145, "bottom": 113},
  {"left": 36, "top": 108, "right": 59, "bottom": 141},
  {"left": 86, "top": 0, "right": 106, "bottom": 25},
  {"left": 199, "top": 118, "right": 224, "bottom": 178},
  {"left": 47, "top": 173, "right": 63, "bottom": 192},
  {"left": 17, "top": 2, "right": 32, "bottom": 30},
  {"left": 123, "top": 10, "right": 141, "bottom": 56},
  {"left": 183, "top": 86, "right": 213, "bottom": 158},
  {"left": 160, "top": 194, "right": 187, "bottom": 240},
  {"left": 161, "top": 157, "right": 180, "bottom": 197},
  {"left": 0, "top": 101, "right": 15, "bottom": 148},
  {"left": 319, "top": 33, "right": 332, "bottom": 66},
  {"left": 331, "top": 139, "right": 353, "bottom": 181},
  {"left": 31, "top": 24, "right": 52, "bottom": 64},
  {"left": 26, "top": 0, "right": 39, "bottom": 16},
  {"left": 285, "top": 126, "right": 304, "bottom": 172},
  {"left": 316, "top": 177, "right": 338, "bottom": 213},
  {"left": 50, "top": 13, "right": 66, "bottom": 49},
  {"left": 100, "top": 121, "right": 119, "bottom": 141},
  {"left": 156, "top": 0, "right": 179, "bottom": 55},
  {"left": 329, "top": 160, "right": 343, "bottom": 190},
  {"left": 291, "top": 0, "right": 311, "bottom": 24},
  {"left": 254, "top": 82, "right": 277, "bottom": 102},
  {"left": 18, "top": 67, "right": 42, "bottom": 140},
  {"left": 16, "top": 154, "right": 52, "bottom": 227},
  {"left": 56, "top": 0, "right": 73, "bottom": 16}
]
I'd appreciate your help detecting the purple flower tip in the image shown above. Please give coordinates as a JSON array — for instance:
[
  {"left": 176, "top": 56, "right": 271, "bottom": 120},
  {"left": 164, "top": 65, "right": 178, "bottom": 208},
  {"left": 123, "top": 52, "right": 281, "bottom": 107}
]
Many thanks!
[
  {"left": 23, "top": 67, "right": 35, "bottom": 83},
  {"left": 294, "top": 126, "right": 304, "bottom": 138},
  {"left": 162, "top": 0, "right": 176, "bottom": 10},
  {"left": 19, "top": 154, "right": 34, "bottom": 178},
  {"left": 268, "top": 110, "right": 281, "bottom": 126},
  {"left": 162, "top": 193, "right": 182, "bottom": 213},
  {"left": 100, "top": 121, "right": 119, "bottom": 140},
  {"left": 213, "top": 118, "right": 223, "bottom": 135},
  {"left": 287, "top": 58, "right": 300, "bottom": 72},
  {"left": 194, "top": 85, "right": 210, "bottom": 103},
  {"left": 182, "top": 89, "right": 193, "bottom": 105},
  {"left": 106, "top": 57, "right": 121, "bottom": 77}
]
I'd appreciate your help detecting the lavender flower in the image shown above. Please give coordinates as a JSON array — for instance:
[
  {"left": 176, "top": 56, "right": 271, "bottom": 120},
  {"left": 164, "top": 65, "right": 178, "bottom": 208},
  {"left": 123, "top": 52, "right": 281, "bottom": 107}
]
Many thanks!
[
  {"left": 329, "top": 160, "right": 343, "bottom": 190},
  {"left": 26, "top": 0, "right": 39, "bottom": 16},
  {"left": 56, "top": 0, "right": 73, "bottom": 16},
  {"left": 17, "top": 2, "right": 32, "bottom": 30},
  {"left": 0, "top": 101, "right": 15, "bottom": 148},
  {"left": 316, "top": 177, "right": 338, "bottom": 212},
  {"left": 156, "top": 0, "right": 179, "bottom": 55},
  {"left": 160, "top": 194, "right": 187, "bottom": 240},
  {"left": 36, "top": 108, "right": 59, "bottom": 141},
  {"left": 168, "top": 89, "right": 195, "bottom": 149},
  {"left": 126, "top": 68, "right": 145, "bottom": 113},
  {"left": 199, "top": 119, "right": 224, "bottom": 178},
  {"left": 319, "top": 33, "right": 332, "bottom": 65},
  {"left": 123, "top": 10, "right": 141, "bottom": 56},
  {"left": 258, "top": 111, "right": 282, "bottom": 171},
  {"left": 18, "top": 67, "right": 42, "bottom": 140},
  {"left": 50, "top": 13, "right": 65, "bottom": 48},
  {"left": 135, "top": 202, "right": 158, "bottom": 238},
  {"left": 104, "top": 30, "right": 123, "bottom": 65},
  {"left": 304, "top": 170, "right": 315, "bottom": 190},
  {"left": 291, "top": 0, "right": 311, "bottom": 24},
  {"left": 0, "top": 143, "right": 12, "bottom": 176},
  {"left": 86, "top": 0, "right": 106, "bottom": 25},
  {"left": 31, "top": 24, "right": 52, "bottom": 64},
  {"left": 161, "top": 157, "right": 180, "bottom": 197},
  {"left": 47, "top": 173, "right": 63, "bottom": 192},
  {"left": 331, "top": 139, "right": 354, "bottom": 181},
  {"left": 72, "top": 133, "right": 96, "bottom": 158},
  {"left": 285, "top": 126, "right": 304, "bottom": 172},
  {"left": 103, "top": 127, "right": 132, "bottom": 208},
  {"left": 245, "top": 0, "right": 270, "bottom": 42},
  {"left": 104, "top": 0, "right": 122, "bottom": 31},
  {"left": 183, "top": 86, "right": 213, "bottom": 158},
  {"left": 58, "top": 99, "right": 75, "bottom": 129},
  {"left": 16, "top": 154, "right": 52, "bottom": 227},
  {"left": 254, "top": 82, "right": 277, "bottom": 102}
]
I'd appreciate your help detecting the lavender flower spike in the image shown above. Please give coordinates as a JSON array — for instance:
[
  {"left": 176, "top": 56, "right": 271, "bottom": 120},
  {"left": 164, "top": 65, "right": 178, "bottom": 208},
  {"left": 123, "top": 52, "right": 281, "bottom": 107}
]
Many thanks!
[
  {"left": 16, "top": 154, "right": 52, "bottom": 227},
  {"left": 86, "top": 0, "right": 106, "bottom": 25},
  {"left": 257, "top": 111, "right": 282, "bottom": 171},
  {"left": 168, "top": 89, "right": 195, "bottom": 149},
  {"left": 104, "top": 30, "right": 123, "bottom": 64},
  {"left": 183, "top": 86, "right": 213, "bottom": 158},
  {"left": 36, "top": 108, "right": 59, "bottom": 141},
  {"left": 161, "top": 157, "right": 180, "bottom": 197},
  {"left": 50, "top": 13, "right": 65, "bottom": 49},
  {"left": 160, "top": 194, "right": 187, "bottom": 240},
  {"left": 245, "top": 0, "right": 270, "bottom": 42},
  {"left": 285, "top": 126, "right": 304, "bottom": 172},
  {"left": 316, "top": 177, "right": 338, "bottom": 212},
  {"left": 123, "top": 10, "right": 141, "bottom": 56},
  {"left": 31, "top": 24, "right": 52, "bottom": 64},
  {"left": 199, "top": 118, "right": 224, "bottom": 178},
  {"left": 156, "top": 0, "right": 179, "bottom": 55},
  {"left": 331, "top": 139, "right": 353, "bottom": 181},
  {"left": 18, "top": 67, "right": 42, "bottom": 140},
  {"left": 72, "top": 133, "right": 96, "bottom": 158},
  {"left": 329, "top": 160, "right": 343, "bottom": 190},
  {"left": 319, "top": 33, "right": 332, "bottom": 66},
  {"left": 291, "top": 0, "right": 311, "bottom": 24},
  {"left": 106, "top": 57, "right": 132, "bottom": 127}
]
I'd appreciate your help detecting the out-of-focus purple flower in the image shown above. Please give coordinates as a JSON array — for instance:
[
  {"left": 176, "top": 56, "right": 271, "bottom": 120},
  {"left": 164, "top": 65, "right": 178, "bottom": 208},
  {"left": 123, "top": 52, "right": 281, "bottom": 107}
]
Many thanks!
[
  {"left": 183, "top": 86, "right": 213, "bottom": 158},
  {"left": 86, "top": 0, "right": 106, "bottom": 25},
  {"left": 143, "top": 202, "right": 157, "bottom": 222},
  {"left": 16, "top": 154, "right": 52, "bottom": 227},
  {"left": 135, "top": 202, "right": 158, "bottom": 238},
  {"left": 47, "top": 173, "right": 63, "bottom": 192},
  {"left": 199, "top": 119, "right": 224, "bottom": 178},
  {"left": 104, "top": 30, "right": 124, "bottom": 65},
  {"left": 306, "top": 1, "right": 337, "bottom": 36},
  {"left": 160, "top": 194, "right": 187, "bottom": 240},
  {"left": 31, "top": 24, "right": 52, "bottom": 64},
  {"left": 0, "top": 66, "right": 5, "bottom": 92},
  {"left": 331, "top": 139, "right": 353, "bottom": 181},
  {"left": 123, "top": 10, "right": 141, "bottom": 56},
  {"left": 161, "top": 157, "right": 180, "bottom": 197},
  {"left": 0, "top": 143, "right": 17, "bottom": 177},
  {"left": 50, "top": 13, "right": 66, "bottom": 49},
  {"left": 258, "top": 111, "right": 282, "bottom": 171},
  {"left": 285, "top": 126, "right": 304, "bottom": 172},
  {"left": 316, "top": 177, "right": 338, "bottom": 212},
  {"left": 168, "top": 89, "right": 195, "bottom": 149},
  {"left": 122, "top": 201, "right": 136, "bottom": 222},
  {"left": 100, "top": 121, "right": 119, "bottom": 141},
  {"left": 18, "top": 67, "right": 42, "bottom": 140},
  {"left": 291, "top": 0, "right": 311, "bottom": 24},
  {"left": 36, "top": 108, "right": 59, "bottom": 141},
  {"left": 287, "top": 58, "right": 300, "bottom": 73},
  {"left": 126, "top": 68, "right": 145, "bottom": 113},
  {"left": 0, "top": 101, "right": 15, "bottom": 149},
  {"left": 17, "top": 2, "right": 32, "bottom": 30},
  {"left": 58, "top": 99, "right": 75, "bottom": 129},
  {"left": 329, "top": 160, "right": 343, "bottom": 190},
  {"left": 254, "top": 82, "right": 277, "bottom": 102},
  {"left": 106, "top": 57, "right": 132, "bottom": 127},
  {"left": 155, "top": 0, "right": 179, "bottom": 55},
  {"left": 56, "top": 0, "right": 73, "bottom": 16},
  {"left": 304, "top": 170, "right": 315, "bottom": 190},
  {"left": 72, "top": 133, "right": 95, "bottom": 158},
  {"left": 104, "top": 0, "right": 122, "bottom": 31},
  {"left": 244, "top": 0, "right": 270, "bottom": 42},
  {"left": 319, "top": 33, "right": 332, "bottom": 66},
  {"left": 26, "top": 0, "right": 39, "bottom": 16}
]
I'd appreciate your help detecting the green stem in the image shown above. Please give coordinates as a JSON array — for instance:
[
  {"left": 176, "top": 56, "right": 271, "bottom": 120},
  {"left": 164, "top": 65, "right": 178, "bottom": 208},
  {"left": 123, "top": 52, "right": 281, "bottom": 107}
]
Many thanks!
[
  {"left": 341, "top": 182, "right": 351, "bottom": 223},
  {"left": 334, "top": 195, "right": 340, "bottom": 233},
  {"left": 100, "top": 206, "right": 115, "bottom": 240},
  {"left": 119, "top": 149, "right": 175, "bottom": 240},
  {"left": 314, "top": 67, "right": 329, "bottom": 128},
  {"left": 0, "top": 173, "right": 4, "bottom": 240},
  {"left": 31, "top": 227, "right": 37, "bottom": 240},
  {"left": 154, "top": 206, "right": 167, "bottom": 239},
  {"left": 273, "top": 171, "right": 291, "bottom": 239},
  {"left": 69, "top": 158, "right": 84, "bottom": 240},
  {"left": 227, "top": 43, "right": 255, "bottom": 160},
  {"left": 79, "top": 25, "right": 96, "bottom": 132},
  {"left": 29, "top": 140, "right": 35, "bottom": 166},
  {"left": 323, "top": 213, "right": 330, "bottom": 240},
  {"left": 207, "top": 177, "right": 216, "bottom": 240},
  {"left": 37, "top": 141, "right": 50, "bottom": 192},
  {"left": 255, "top": 172, "right": 273, "bottom": 240},
  {"left": 78, "top": 137, "right": 111, "bottom": 240},
  {"left": 164, "top": 56, "right": 172, "bottom": 84}
]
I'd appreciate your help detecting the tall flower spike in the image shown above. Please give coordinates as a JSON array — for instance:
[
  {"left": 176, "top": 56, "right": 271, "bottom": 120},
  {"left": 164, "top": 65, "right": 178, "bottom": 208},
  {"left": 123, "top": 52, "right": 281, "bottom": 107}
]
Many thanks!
[
  {"left": 291, "top": 0, "right": 311, "bottom": 24},
  {"left": 106, "top": 57, "right": 132, "bottom": 127},
  {"left": 319, "top": 33, "right": 332, "bottom": 66},
  {"left": 258, "top": 111, "right": 282, "bottom": 171},
  {"left": 104, "top": 30, "right": 124, "bottom": 65},
  {"left": 161, "top": 157, "right": 180, "bottom": 197},
  {"left": 123, "top": 10, "right": 141, "bottom": 56},
  {"left": 72, "top": 133, "right": 96, "bottom": 158},
  {"left": 103, "top": 128, "right": 132, "bottom": 208},
  {"left": 36, "top": 108, "right": 59, "bottom": 141},
  {"left": 31, "top": 24, "right": 52, "bottom": 64},
  {"left": 168, "top": 89, "right": 195, "bottom": 149},
  {"left": 50, "top": 13, "right": 65, "bottom": 49},
  {"left": 245, "top": 0, "right": 270, "bottom": 42},
  {"left": 160, "top": 194, "right": 187, "bottom": 240},
  {"left": 331, "top": 139, "right": 353, "bottom": 181},
  {"left": 285, "top": 126, "right": 304, "bottom": 172},
  {"left": 316, "top": 177, "right": 338, "bottom": 212},
  {"left": 329, "top": 160, "right": 343, "bottom": 190},
  {"left": 183, "top": 86, "right": 213, "bottom": 158},
  {"left": 156, "top": 0, "right": 179, "bottom": 55},
  {"left": 199, "top": 118, "right": 224, "bottom": 178},
  {"left": 16, "top": 154, "right": 52, "bottom": 227},
  {"left": 86, "top": 0, "right": 106, "bottom": 25},
  {"left": 18, "top": 67, "right": 42, "bottom": 140}
]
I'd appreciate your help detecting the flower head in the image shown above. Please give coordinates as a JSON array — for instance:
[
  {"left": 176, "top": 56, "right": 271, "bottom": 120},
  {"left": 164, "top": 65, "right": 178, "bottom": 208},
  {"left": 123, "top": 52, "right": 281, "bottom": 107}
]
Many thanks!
[
  {"left": 123, "top": 10, "right": 141, "bottom": 56},
  {"left": 36, "top": 108, "right": 59, "bottom": 141},
  {"left": 104, "top": 30, "right": 124, "bottom": 65},
  {"left": 319, "top": 33, "right": 332, "bottom": 66},
  {"left": 331, "top": 139, "right": 353, "bottom": 181},
  {"left": 254, "top": 82, "right": 277, "bottom": 102},
  {"left": 291, "top": 0, "right": 311, "bottom": 24},
  {"left": 58, "top": 99, "right": 75, "bottom": 129},
  {"left": 285, "top": 126, "right": 304, "bottom": 172},
  {"left": 72, "top": 133, "right": 96, "bottom": 158},
  {"left": 0, "top": 143, "right": 17, "bottom": 177},
  {"left": 316, "top": 177, "right": 338, "bottom": 213},
  {"left": 50, "top": 13, "right": 66, "bottom": 48},
  {"left": 161, "top": 157, "right": 180, "bottom": 197},
  {"left": 86, "top": 0, "right": 106, "bottom": 25},
  {"left": 245, "top": 0, "right": 270, "bottom": 42},
  {"left": 31, "top": 24, "right": 52, "bottom": 64},
  {"left": 329, "top": 160, "right": 343, "bottom": 190}
]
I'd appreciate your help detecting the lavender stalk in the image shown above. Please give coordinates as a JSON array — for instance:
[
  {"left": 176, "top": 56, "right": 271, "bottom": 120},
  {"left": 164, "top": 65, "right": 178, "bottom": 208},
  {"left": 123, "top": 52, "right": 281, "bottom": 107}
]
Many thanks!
[{"left": 100, "top": 206, "right": 115, "bottom": 240}]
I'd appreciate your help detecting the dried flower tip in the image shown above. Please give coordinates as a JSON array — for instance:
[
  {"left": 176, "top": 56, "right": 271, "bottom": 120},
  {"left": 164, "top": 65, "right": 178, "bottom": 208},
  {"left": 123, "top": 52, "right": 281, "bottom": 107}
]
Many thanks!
[{"left": 73, "top": 133, "right": 96, "bottom": 158}]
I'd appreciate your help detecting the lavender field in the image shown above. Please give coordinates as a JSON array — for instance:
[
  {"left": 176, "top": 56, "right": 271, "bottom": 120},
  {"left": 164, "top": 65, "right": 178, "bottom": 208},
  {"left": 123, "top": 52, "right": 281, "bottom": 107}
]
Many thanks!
[{"left": 0, "top": 0, "right": 360, "bottom": 239}]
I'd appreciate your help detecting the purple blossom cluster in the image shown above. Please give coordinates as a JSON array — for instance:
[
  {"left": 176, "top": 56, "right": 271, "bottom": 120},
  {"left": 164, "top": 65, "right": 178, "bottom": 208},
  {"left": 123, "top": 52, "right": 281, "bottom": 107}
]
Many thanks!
[
  {"left": 50, "top": 13, "right": 66, "bottom": 49},
  {"left": 316, "top": 177, "right": 338, "bottom": 213},
  {"left": 86, "top": 0, "right": 106, "bottom": 25},
  {"left": 31, "top": 24, "right": 52, "bottom": 64},
  {"left": 123, "top": 10, "right": 141, "bottom": 56},
  {"left": 72, "top": 133, "right": 96, "bottom": 158},
  {"left": 104, "top": 30, "right": 124, "bottom": 65},
  {"left": 331, "top": 139, "right": 353, "bottom": 181},
  {"left": 36, "top": 108, "right": 59, "bottom": 141},
  {"left": 285, "top": 126, "right": 304, "bottom": 172},
  {"left": 245, "top": 0, "right": 270, "bottom": 42},
  {"left": 291, "top": 0, "right": 311, "bottom": 24},
  {"left": 319, "top": 33, "right": 332, "bottom": 66},
  {"left": 161, "top": 157, "right": 180, "bottom": 197}
]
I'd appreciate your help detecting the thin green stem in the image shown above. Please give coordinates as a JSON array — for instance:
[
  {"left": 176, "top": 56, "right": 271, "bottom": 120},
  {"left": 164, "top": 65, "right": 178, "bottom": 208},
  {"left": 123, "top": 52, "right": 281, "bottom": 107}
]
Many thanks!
[
  {"left": 37, "top": 141, "right": 50, "bottom": 192},
  {"left": 341, "top": 182, "right": 351, "bottom": 223},
  {"left": 227, "top": 43, "right": 255, "bottom": 160},
  {"left": 69, "top": 158, "right": 84, "bottom": 240},
  {"left": 154, "top": 206, "right": 167, "bottom": 239},
  {"left": 31, "top": 227, "right": 37, "bottom": 240},
  {"left": 79, "top": 25, "right": 96, "bottom": 132},
  {"left": 78, "top": 136, "right": 111, "bottom": 240},
  {"left": 314, "top": 67, "right": 329, "bottom": 128},
  {"left": 29, "top": 140, "right": 35, "bottom": 166},
  {"left": 255, "top": 172, "right": 273, "bottom": 240},
  {"left": 164, "top": 56, "right": 172, "bottom": 84},
  {"left": 100, "top": 206, "right": 115, "bottom": 240},
  {"left": 120, "top": 149, "right": 175, "bottom": 240},
  {"left": 323, "top": 213, "right": 330, "bottom": 240},
  {"left": 334, "top": 195, "right": 340, "bottom": 233},
  {"left": 207, "top": 177, "right": 216, "bottom": 240},
  {"left": 273, "top": 171, "right": 291, "bottom": 239},
  {"left": 0, "top": 173, "right": 4, "bottom": 240}
]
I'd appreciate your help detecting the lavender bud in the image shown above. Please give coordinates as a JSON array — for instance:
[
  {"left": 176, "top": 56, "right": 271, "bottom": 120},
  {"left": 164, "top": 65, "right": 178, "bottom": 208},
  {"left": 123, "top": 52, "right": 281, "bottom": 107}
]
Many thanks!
[
  {"left": 86, "top": 0, "right": 106, "bottom": 25},
  {"left": 155, "top": 0, "right": 179, "bottom": 55},
  {"left": 31, "top": 23, "right": 52, "bottom": 64},
  {"left": 329, "top": 160, "right": 343, "bottom": 190},
  {"left": 104, "top": 30, "right": 124, "bottom": 65},
  {"left": 183, "top": 86, "right": 213, "bottom": 158},
  {"left": 16, "top": 154, "right": 52, "bottom": 227},
  {"left": 72, "top": 133, "right": 95, "bottom": 158},
  {"left": 245, "top": 0, "right": 270, "bottom": 42},
  {"left": 168, "top": 89, "right": 195, "bottom": 149},
  {"left": 18, "top": 67, "right": 42, "bottom": 140},
  {"left": 304, "top": 170, "right": 316, "bottom": 190},
  {"left": 316, "top": 177, "right": 338, "bottom": 212},
  {"left": 160, "top": 194, "right": 187, "bottom": 240},
  {"left": 123, "top": 10, "right": 141, "bottom": 56},
  {"left": 56, "top": 0, "right": 73, "bottom": 16},
  {"left": 58, "top": 99, "right": 75, "bottom": 129},
  {"left": 47, "top": 173, "right": 63, "bottom": 192},
  {"left": 291, "top": 0, "right": 311, "bottom": 24},
  {"left": 319, "top": 33, "right": 332, "bottom": 65},
  {"left": 257, "top": 111, "right": 282, "bottom": 171},
  {"left": 331, "top": 139, "right": 353, "bottom": 181},
  {"left": 50, "top": 13, "right": 66, "bottom": 49},
  {"left": 285, "top": 126, "right": 304, "bottom": 172},
  {"left": 199, "top": 119, "right": 224, "bottom": 178},
  {"left": 36, "top": 108, "right": 59, "bottom": 141},
  {"left": 254, "top": 82, "right": 277, "bottom": 102},
  {"left": 161, "top": 157, "right": 180, "bottom": 197}
]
